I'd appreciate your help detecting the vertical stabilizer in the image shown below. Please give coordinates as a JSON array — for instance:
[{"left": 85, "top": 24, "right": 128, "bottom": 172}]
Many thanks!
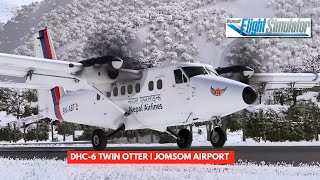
[
  {"left": 34, "top": 28, "right": 65, "bottom": 121},
  {"left": 34, "top": 28, "right": 57, "bottom": 60}
]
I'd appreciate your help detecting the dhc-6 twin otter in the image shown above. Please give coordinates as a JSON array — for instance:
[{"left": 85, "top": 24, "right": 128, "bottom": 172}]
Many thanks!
[{"left": 0, "top": 28, "right": 319, "bottom": 150}]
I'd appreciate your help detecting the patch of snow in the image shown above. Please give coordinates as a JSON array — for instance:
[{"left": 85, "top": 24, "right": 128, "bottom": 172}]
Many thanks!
[
  {"left": 0, "top": 111, "right": 17, "bottom": 126},
  {"left": 246, "top": 104, "right": 289, "bottom": 115},
  {"left": 74, "top": 130, "right": 83, "bottom": 138},
  {"left": 192, "top": 126, "right": 320, "bottom": 147},
  {"left": 297, "top": 92, "right": 320, "bottom": 106},
  {"left": 0, "top": 158, "right": 319, "bottom": 180}
]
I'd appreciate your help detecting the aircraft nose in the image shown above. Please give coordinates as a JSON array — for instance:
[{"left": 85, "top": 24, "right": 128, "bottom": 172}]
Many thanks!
[{"left": 242, "top": 86, "right": 258, "bottom": 105}]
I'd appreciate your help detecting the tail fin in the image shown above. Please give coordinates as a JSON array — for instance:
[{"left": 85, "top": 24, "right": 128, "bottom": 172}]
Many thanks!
[
  {"left": 34, "top": 28, "right": 65, "bottom": 121},
  {"left": 38, "top": 86, "right": 65, "bottom": 121},
  {"left": 34, "top": 27, "right": 57, "bottom": 60}
]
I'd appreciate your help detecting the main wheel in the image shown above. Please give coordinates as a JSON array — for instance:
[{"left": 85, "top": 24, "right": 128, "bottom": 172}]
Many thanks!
[
  {"left": 176, "top": 129, "right": 192, "bottom": 149},
  {"left": 210, "top": 127, "right": 226, "bottom": 148},
  {"left": 91, "top": 129, "right": 107, "bottom": 150}
]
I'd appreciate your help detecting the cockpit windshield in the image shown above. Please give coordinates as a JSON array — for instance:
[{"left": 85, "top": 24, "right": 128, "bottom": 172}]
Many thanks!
[
  {"left": 205, "top": 67, "right": 219, "bottom": 76},
  {"left": 181, "top": 66, "right": 218, "bottom": 78},
  {"left": 182, "top": 66, "right": 208, "bottom": 78}
]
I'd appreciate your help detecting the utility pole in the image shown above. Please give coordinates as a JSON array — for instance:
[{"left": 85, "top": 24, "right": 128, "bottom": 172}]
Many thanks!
[
  {"left": 7, "top": 123, "right": 11, "bottom": 143},
  {"left": 313, "top": 105, "right": 319, "bottom": 141},
  {"left": 13, "top": 123, "right": 16, "bottom": 143},
  {"left": 51, "top": 122, "right": 54, "bottom": 142},
  {"left": 36, "top": 121, "right": 39, "bottom": 142},
  {"left": 63, "top": 122, "right": 66, "bottom": 142},
  {"left": 23, "top": 122, "right": 26, "bottom": 142}
]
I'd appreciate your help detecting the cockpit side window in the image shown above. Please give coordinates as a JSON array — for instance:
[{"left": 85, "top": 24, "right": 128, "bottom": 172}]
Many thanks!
[{"left": 174, "top": 69, "right": 187, "bottom": 84}]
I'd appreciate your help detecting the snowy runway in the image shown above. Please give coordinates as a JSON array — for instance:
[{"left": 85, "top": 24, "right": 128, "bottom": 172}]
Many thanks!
[
  {"left": 0, "top": 158, "right": 319, "bottom": 180},
  {"left": 0, "top": 146, "right": 320, "bottom": 167}
]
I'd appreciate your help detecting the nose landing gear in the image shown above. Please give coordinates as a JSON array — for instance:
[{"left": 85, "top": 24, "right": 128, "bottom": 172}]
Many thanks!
[
  {"left": 210, "top": 127, "right": 226, "bottom": 148},
  {"left": 208, "top": 117, "right": 227, "bottom": 148}
]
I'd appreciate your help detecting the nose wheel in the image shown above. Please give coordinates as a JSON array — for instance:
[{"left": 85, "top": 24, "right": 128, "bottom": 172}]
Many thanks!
[{"left": 210, "top": 127, "right": 226, "bottom": 148}]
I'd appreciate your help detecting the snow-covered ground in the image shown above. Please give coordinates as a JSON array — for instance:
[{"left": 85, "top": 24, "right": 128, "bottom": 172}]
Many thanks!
[
  {"left": 1, "top": 125, "right": 320, "bottom": 147},
  {"left": 0, "top": 158, "right": 319, "bottom": 180},
  {"left": 0, "top": 0, "right": 43, "bottom": 23},
  {"left": 193, "top": 126, "right": 320, "bottom": 146}
]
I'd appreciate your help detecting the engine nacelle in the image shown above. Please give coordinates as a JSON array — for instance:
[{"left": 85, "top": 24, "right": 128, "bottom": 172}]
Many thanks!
[
  {"left": 76, "top": 56, "right": 123, "bottom": 91},
  {"left": 216, "top": 65, "right": 254, "bottom": 84}
]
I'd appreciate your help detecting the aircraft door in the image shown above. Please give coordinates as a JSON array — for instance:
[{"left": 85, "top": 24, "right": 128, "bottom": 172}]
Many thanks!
[{"left": 171, "top": 69, "right": 190, "bottom": 121}]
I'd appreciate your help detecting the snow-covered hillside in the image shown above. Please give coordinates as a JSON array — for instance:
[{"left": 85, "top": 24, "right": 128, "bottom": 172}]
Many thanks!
[
  {"left": 1, "top": 0, "right": 320, "bottom": 71},
  {"left": 0, "top": 0, "right": 43, "bottom": 23},
  {"left": 0, "top": 0, "right": 277, "bottom": 68}
]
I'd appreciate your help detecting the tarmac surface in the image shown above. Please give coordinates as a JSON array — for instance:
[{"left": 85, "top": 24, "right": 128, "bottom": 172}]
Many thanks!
[{"left": 0, "top": 146, "right": 319, "bottom": 166}]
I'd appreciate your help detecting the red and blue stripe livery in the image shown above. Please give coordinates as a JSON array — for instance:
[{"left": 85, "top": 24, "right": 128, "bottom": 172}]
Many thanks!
[
  {"left": 51, "top": 87, "right": 63, "bottom": 120},
  {"left": 38, "top": 28, "right": 53, "bottom": 59},
  {"left": 39, "top": 28, "right": 63, "bottom": 120}
]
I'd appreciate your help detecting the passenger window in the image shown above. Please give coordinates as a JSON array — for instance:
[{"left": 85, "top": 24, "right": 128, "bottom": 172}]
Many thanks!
[
  {"left": 135, "top": 83, "right": 140, "bottom": 93},
  {"left": 121, "top": 86, "right": 125, "bottom": 95},
  {"left": 174, "top": 69, "right": 187, "bottom": 84},
  {"left": 128, "top": 84, "right": 133, "bottom": 94},
  {"left": 148, "top": 81, "right": 154, "bottom": 91},
  {"left": 157, "top": 79, "right": 162, "bottom": 89},
  {"left": 113, "top": 87, "right": 118, "bottom": 96}
]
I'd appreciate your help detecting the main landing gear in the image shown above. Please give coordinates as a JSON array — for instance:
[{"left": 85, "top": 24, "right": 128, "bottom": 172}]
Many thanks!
[
  {"left": 167, "top": 118, "right": 227, "bottom": 149},
  {"left": 92, "top": 129, "right": 107, "bottom": 150},
  {"left": 91, "top": 124, "right": 125, "bottom": 150},
  {"left": 166, "top": 128, "right": 192, "bottom": 149}
]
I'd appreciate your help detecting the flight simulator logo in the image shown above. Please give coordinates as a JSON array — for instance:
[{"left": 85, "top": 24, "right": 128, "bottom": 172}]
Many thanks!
[
  {"left": 211, "top": 87, "right": 227, "bottom": 96},
  {"left": 226, "top": 18, "right": 311, "bottom": 37}
]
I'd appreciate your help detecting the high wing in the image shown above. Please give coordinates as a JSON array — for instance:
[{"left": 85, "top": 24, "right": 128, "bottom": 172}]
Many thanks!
[
  {"left": 0, "top": 53, "right": 89, "bottom": 91},
  {"left": 215, "top": 65, "right": 320, "bottom": 91},
  {"left": 249, "top": 73, "right": 320, "bottom": 90},
  {"left": 0, "top": 53, "right": 142, "bottom": 91}
]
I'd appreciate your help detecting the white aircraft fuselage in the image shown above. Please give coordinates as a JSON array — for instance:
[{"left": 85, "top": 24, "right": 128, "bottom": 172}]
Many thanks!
[{"left": 42, "top": 63, "right": 256, "bottom": 132}]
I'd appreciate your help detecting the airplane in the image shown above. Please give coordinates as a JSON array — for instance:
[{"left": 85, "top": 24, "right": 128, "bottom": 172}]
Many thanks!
[{"left": 0, "top": 28, "right": 320, "bottom": 150}]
